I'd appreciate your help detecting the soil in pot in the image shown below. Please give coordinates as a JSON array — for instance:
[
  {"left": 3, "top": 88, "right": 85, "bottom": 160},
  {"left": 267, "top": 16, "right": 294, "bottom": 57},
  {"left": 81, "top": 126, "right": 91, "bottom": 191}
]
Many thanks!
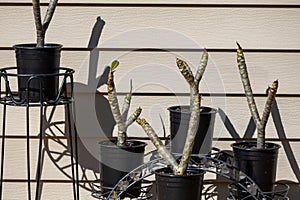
[
  {"left": 155, "top": 167, "right": 205, "bottom": 200},
  {"left": 99, "top": 139, "right": 146, "bottom": 198},
  {"left": 168, "top": 105, "right": 217, "bottom": 155},
  {"left": 14, "top": 43, "right": 62, "bottom": 102},
  {"left": 231, "top": 142, "right": 280, "bottom": 198}
]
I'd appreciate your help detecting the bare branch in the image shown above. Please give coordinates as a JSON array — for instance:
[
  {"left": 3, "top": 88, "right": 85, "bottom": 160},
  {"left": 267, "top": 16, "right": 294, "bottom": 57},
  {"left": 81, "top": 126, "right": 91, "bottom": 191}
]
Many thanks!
[
  {"left": 236, "top": 42, "right": 262, "bottom": 130},
  {"left": 136, "top": 118, "right": 178, "bottom": 173},
  {"left": 43, "top": 0, "right": 59, "bottom": 34},
  {"left": 176, "top": 58, "right": 195, "bottom": 88},
  {"left": 121, "top": 79, "right": 132, "bottom": 123},
  {"left": 106, "top": 61, "right": 141, "bottom": 146},
  {"left": 176, "top": 55, "right": 206, "bottom": 174},
  {"left": 177, "top": 89, "right": 200, "bottom": 175},
  {"left": 257, "top": 80, "right": 278, "bottom": 148},
  {"left": 32, "top": 0, "right": 44, "bottom": 47},
  {"left": 236, "top": 43, "right": 279, "bottom": 149},
  {"left": 107, "top": 71, "right": 126, "bottom": 145},
  {"left": 125, "top": 107, "right": 142, "bottom": 129},
  {"left": 261, "top": 80, "right": 278, "bottom": 127},
  {"left": 195, "top": 50, "right": 208, "bottom": 87}
]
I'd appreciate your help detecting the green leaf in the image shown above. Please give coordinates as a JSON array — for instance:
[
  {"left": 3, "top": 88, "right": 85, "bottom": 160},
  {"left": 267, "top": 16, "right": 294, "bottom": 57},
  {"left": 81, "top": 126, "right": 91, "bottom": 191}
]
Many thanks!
[{"left": 111, "top": 60, "right": 120, "bottom": 71}]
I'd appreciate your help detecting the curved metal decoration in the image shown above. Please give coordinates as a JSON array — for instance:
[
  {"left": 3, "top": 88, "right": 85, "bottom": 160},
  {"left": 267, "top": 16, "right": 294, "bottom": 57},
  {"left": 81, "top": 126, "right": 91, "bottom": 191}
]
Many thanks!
[
  {"left": 0, "top": 67, "right": 79, "bottom": 200},
  {"left": 0, "top": 67, "right": 75, "bottom": 106},
  {"left": 92, "top": 148, "right": 289, "bottom": 200}
]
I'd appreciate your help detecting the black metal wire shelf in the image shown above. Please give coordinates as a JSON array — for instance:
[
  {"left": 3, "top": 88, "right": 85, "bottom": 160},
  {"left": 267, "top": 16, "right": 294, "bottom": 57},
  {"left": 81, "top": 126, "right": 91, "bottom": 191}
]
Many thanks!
[
  {"left": 0, "top": 66, "right": 79, "bottom": 200},
  {"left": 91, "top": 148, "right": 290, "bottom": 200},
  {"left": 0, "top": 67, "right": 75, "bottom": 106}
]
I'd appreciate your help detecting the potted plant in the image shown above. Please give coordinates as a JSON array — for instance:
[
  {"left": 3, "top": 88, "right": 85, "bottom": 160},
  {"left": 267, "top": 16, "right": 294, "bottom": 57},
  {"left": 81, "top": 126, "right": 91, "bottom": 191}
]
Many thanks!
[
  {"left": 14, "top": 0, "right": 61, "bottom": 101},
  {"left": 136, "top": 52, "right": 209, "bottom": 200},
  {"left": 99, "top": 60, "right": 147, "bottom": 198},
  {"left": 168, "top": 51, "right": 217, "bottom": 155},
  {"left": 231, "top": 43, "right": 280, "bottom": 198}
]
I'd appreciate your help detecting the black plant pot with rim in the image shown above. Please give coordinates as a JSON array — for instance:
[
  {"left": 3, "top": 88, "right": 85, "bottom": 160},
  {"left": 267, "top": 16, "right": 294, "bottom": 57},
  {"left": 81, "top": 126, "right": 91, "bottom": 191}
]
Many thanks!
[
  {"left": 14, "top": 43, "right": 62, "bottom": 102},
  {"left": 168, "top": 105, "right": 217, "bottom": 155},
  {"left": 231, "top": 142, "right": 280, "bottom": 198},
  {"left": 155, "top": 167, "right": 205, "bottom": 200},
  {"left": 99, "top": 139, "right": 146, "bottom": 198}
]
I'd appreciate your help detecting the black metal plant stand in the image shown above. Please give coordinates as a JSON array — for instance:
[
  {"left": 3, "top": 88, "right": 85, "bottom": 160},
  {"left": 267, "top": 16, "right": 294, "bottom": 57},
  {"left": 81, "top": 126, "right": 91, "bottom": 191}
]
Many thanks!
[
  {"left": 91, "top": 148, "right": 289, "bottom": 200},
  {"left": 0, "top": 67, "right": 79, "bottom": 200}
]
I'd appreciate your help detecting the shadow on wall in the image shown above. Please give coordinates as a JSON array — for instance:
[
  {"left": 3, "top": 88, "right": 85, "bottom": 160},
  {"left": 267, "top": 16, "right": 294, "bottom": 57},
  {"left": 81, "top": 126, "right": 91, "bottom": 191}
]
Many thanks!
[
  {"left": 218, "top": 99, "right": 300, "bottom": 182},
  {"left": 40, "top": 16, "right": 300, "bottom": 197},
  {"left": 67, "top": 16, "right": 114, "bottom": 173},
  {"left": 213, "top": 99, "right": 300, "bottom": 199},
  {"left": 41, "top": 16, "right": 116, "bottom": 193}
]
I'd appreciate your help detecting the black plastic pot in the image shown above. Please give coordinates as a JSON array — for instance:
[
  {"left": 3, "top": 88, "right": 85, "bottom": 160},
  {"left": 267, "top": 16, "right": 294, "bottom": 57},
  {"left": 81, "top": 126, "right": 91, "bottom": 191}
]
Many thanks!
[
  {"left": 14, "top": 43, "right": 62, "bottom": 102},
  {"left": 231, "top": 142, "right": 280, "bottom": 196},
  {"left": 168, "top": 105, "right": 217, "bottom": 155},
  {"left": 155, "top": 167, "right": 204, "bottom": 200},
  {"left": 99, "top": 139, "right": 146, "bottom": 198}
]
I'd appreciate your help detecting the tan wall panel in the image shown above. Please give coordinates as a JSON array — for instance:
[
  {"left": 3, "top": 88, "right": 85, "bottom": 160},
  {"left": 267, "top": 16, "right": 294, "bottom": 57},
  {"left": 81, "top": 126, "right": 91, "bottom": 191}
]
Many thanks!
[
  {"left": 1, "top": 139, "right": 299, "bottom": 193},
  {"left": 0, "top": 138, "right": 77, "bottom": 180},
  {"left": 0, "top": 137, "right": 156, "bottom": 179},
  {"left": 115, "top": 96, "right": 300, "bottom": 139},
  {"left": 0, "top": 1, "right": 299, "bottom": 198},
  {"left": 0, "top": 95, "right": 298, "bottom": 139},
  {"left": 90, "top": 51, "right": 300, "bottom": 94},
  {"left": 2, "top": 182, "right": 91, "bottom": 200},
  {"left": 1, "top": 50, "right": 299, "bottom": 94},
  {"left": 0, "top": 7, "right": 299, "bottom": 49},
  {"left": 6, "top": 0, "right": 300, "bottom": 5},
  {"left": 1, "top": 95, "right": 299, "bottom": 182},
  {"left": 0, "top": 105, "right": 66, "bottom": 137}
]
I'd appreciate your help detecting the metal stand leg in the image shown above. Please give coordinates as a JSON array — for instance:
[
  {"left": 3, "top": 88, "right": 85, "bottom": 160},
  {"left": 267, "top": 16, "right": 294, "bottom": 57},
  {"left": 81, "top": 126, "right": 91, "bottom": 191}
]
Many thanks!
[
  {"left": 35, "top": 102, "right": 44, "bottom": 200},
  {"left": 0, "top": 104, "right": 6, "bottom": 200},
  {"left": 26, "top": 103, "right": 32, "bottom": 200},
  {"left": 65, "top": 71, "right": 79, "bottom": 200},
  {"left": 66, "top": 103, "right": 79, "bottom": 200},
  {"left": 73, "top": 85, "right": 80, "bottom": 200},
  {"left": 74, "top": 128, "right": 79, "bottom": 200},
  {"left": 0, "top": 67, "right": 76, "bottom": 199}
]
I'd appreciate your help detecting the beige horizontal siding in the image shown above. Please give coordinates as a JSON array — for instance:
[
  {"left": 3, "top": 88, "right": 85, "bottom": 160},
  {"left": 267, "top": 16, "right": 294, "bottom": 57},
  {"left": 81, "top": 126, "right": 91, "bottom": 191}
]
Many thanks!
[
  {"left": 0, "top": 6, "right": 300, "bottom": 49},
  {"left": 0, "top": 1, "right": 299, "bottom": 199},
  {"left": 1, "top": 51, "right": 299, "bottom": 94},
  {"left": 2, "top": 182, "right": 91, "bottom": 200},
  {"left": 1, "top": 96, "right": 299, "bottom": 139},
  {"left": 0, "top": 138, "right": 299, "bottom": 191},
  {"left": 4, "top": 0, "right": 300, "bottom": 5}
]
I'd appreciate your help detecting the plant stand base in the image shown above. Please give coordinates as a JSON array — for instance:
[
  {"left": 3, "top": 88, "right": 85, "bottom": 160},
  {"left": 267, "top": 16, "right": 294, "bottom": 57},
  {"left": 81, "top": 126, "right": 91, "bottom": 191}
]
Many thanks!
[
  {"left": 91, "top": 181, "right": 153, "bottom": 200},
  {"left": 228, "top": 182, "right": 290, "bottom": 200},
  {"left": 0, "top": 67, "right": 79, "bottom": 200},
  {"left": 91, "top": 148, "right": 289, "bottom": 200}
]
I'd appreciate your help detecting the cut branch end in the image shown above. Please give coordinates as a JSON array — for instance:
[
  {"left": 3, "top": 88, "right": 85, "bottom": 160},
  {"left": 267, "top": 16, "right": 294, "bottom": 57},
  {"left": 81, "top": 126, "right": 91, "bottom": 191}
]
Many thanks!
[{"left": 236, "top": 41, "right": 242, "bottom": 49}]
